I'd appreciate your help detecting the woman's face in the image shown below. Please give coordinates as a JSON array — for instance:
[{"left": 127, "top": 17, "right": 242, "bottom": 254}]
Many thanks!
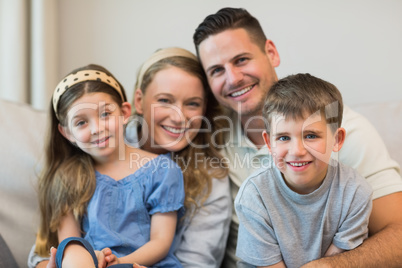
[{"left": 135, "top": 66, "right": 206, "bottom": 154}]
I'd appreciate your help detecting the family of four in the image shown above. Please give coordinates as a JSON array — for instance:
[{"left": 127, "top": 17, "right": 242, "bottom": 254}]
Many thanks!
[{"left": 28, "top": 7, "right": 402, "bottom": 268}]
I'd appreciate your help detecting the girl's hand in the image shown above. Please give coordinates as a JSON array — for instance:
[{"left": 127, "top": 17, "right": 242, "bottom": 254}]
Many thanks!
[
  {"left": 96, "top": 248, "right": 119, "bottom": 268},
  {"left": 43, "top": 247, "right": 57, "bottom": 268},
  {"left": 133, "top": 263, "right": 147, "bottom": 268}
]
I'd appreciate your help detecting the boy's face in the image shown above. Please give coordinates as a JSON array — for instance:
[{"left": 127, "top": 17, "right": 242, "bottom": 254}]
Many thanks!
[{"left": 263, "top": 112, "right": 345, "bottom": 194}]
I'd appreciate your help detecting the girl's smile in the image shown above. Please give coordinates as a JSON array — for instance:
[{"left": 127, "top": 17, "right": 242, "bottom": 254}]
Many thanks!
[{"left": 60, "top": 92, "right": 130, "bottom": 162}]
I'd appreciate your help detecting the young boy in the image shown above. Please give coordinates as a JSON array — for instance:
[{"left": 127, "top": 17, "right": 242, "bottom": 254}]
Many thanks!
[{"left": 234, "top": 73, "right": 373, "bottom": 268}]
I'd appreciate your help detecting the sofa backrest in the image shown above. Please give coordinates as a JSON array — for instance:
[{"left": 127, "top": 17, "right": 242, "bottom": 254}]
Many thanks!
[
  {"left": 353, "top": 100, "right": 402, "bottom": 168},
  {"left": 0, "top": 99, "right": 47, "bottom": 267}
]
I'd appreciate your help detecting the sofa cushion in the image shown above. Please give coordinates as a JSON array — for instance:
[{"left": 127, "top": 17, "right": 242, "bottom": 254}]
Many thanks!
[
  {"left": 0, "top": 99, "right": 47, "bottom": 267},
  {"left": 0, "top": 235, "right": 19, "bottom": 267}
]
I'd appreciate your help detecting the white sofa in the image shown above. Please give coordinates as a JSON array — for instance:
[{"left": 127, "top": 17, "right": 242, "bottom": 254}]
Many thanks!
[{"left": 1, "top": 98, "right": 401, "bottom": 267}]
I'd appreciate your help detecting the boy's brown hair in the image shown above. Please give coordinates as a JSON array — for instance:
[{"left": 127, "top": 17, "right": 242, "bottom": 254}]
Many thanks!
[{"left": 263, "top": 73, "right": 343, "bottom": 133}]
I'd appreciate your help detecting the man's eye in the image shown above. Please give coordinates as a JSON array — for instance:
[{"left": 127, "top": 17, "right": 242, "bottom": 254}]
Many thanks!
[
  {"left": 211, "top": 67, "right": 223, "bottom": 76},
  {"left": 236, "top": 57, "right": 249, "bottom": 65}
]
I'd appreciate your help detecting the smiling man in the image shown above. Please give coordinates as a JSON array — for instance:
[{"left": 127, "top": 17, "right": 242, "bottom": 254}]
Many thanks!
[{"left": 194, "top": 7, "right": 402, "bottom": 268}]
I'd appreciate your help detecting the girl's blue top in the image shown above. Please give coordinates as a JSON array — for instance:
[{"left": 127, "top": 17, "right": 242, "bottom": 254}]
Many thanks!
[{"left": 82, "top": 154, "right": 184, "bottom": 267}]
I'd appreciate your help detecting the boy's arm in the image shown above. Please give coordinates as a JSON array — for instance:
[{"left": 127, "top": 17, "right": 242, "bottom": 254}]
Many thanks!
[
  {"left": 324, "top": 244, "right": 344, "bottom": 257},
  {"left": 302, "top": 192, "right": 402, "bottom": 267},
  {"left": 258, "top": 260, "right": 287, "bottom": 268},
  {"left": 118, "top": 211, "right": 177, "bottom": 266}
]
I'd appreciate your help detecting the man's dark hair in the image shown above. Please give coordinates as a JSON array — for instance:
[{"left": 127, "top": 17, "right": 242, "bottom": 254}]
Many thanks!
[{"left": 193, "top": 7, "right": 267, "bottom": 56}]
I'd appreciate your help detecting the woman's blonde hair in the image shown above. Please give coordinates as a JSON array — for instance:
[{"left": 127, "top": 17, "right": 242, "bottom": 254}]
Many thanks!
[
  {"left": 35, "top": 64, "right": 127, "bottom": 256},
  {"left": 135, "top": 48, "right": 228, "bottom": 217}
]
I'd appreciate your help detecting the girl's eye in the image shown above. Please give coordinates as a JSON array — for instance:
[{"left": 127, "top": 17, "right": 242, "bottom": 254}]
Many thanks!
[
  {"left": 278, "top": 136, "right": 290, "bottom": 141},
  {"left": 75, "top": 120, "right": 86, "bottom": 127}
]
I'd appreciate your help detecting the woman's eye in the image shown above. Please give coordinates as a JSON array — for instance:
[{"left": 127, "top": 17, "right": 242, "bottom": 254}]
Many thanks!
[
  {"left": 188, "top": 102, "right": 201, "bottom": 107},
  {"left": 157, "top": 98, "right": 170, "bottom": 103}
]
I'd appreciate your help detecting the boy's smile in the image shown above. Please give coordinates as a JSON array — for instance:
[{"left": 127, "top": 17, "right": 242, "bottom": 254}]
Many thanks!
[{"left": 263, "top": 112, "right": 345, "bottom": 194}]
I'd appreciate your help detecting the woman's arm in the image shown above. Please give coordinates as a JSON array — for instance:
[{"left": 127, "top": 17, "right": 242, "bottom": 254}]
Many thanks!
[
  {"left": 118, "top": 211, "right": 177, "bottom": 266},
  {"left": 174, "top": 176, "right": 232, "bottom": 267}
]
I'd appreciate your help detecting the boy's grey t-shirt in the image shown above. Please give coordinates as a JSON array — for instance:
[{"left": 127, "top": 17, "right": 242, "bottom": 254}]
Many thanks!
[{"left": 235, "top": 161, "right": 373, "bottom": 268}]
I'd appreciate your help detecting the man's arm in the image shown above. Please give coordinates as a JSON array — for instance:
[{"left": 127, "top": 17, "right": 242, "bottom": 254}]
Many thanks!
[{"left": 302, "top": 192, "right": 402, "bottom": 268}]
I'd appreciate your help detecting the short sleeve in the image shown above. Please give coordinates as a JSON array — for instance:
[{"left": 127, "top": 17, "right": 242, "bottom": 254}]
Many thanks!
[
  {"left": 235, "top": 180, "right": 282, "bottom": 267},
  {"left": 145, "top": 156, "right": 185, "bottom": 215},
  {"left": 333, "top": 173, "right": 373, "bottom": 250},
  {"left": 340, "top": 107, "right": 402, "bottom": 199}
]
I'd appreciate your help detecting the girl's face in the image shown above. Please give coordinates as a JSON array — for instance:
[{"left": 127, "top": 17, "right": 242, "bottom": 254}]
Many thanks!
[
  {"left": 59, "top": 92, "right": 131, "bottom": 162},
  {"left": 134, "top": 66, "right": 206, "bottom": 154}
]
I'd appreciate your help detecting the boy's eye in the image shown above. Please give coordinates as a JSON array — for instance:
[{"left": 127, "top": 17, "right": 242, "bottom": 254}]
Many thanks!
[
  {"left": 100, "top": 111, "right": 110, "bottom": 118},
  {"left": 305, "top": 134, "right": 317, "bottom": 139},
  {"left": 278, "top": 136, "right": 290, "bottom": 141}
]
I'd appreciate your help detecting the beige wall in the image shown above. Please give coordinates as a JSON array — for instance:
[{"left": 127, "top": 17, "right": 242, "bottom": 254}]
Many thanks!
[{"left": 58, "top": 0, "right": 402, "bottom": 106}]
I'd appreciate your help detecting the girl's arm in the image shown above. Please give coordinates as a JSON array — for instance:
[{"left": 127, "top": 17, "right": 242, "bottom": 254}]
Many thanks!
[
  {"left": 57, "top": 211, "right": 81, "bottom": 241},
  {"left": 57, "top": 211, "right": 118, "bottom": 268},
  {"left": 118, "top": 211, "right": 177, "bottom": 266}
]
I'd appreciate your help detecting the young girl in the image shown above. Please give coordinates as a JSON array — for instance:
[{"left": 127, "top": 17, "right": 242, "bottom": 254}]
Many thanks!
[{"left": 35, "top": 64, "right": 184, "bottom": 268}]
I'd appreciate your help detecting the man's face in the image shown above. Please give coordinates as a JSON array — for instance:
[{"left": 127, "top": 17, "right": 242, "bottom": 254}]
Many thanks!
[{"left": 198, "top": 28, "right": 280, "bottom": 118}]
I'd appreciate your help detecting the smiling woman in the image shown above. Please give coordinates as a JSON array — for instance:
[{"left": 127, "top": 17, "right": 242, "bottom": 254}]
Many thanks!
[
  {"left": 128, "top": 47, "right": 231, "bottom": 267},
  {"left": 134, "top": 66, "right": 205, "bottom": 154}
]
